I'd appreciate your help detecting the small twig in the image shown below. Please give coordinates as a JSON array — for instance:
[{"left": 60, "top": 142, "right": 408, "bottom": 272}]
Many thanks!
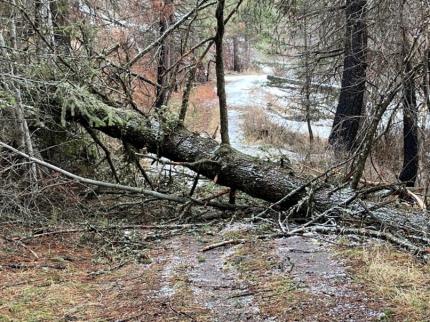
[
  {"left": 201, "top": 239, "right": 247, "bottom": 252},
  {"left": 406, "top": 189, "right": 427, "bottom": 210},
  {"left": 2, "top": 236, "right": 39, "bottom": 259},
  {"left": 124, "top": 143, "right": 154, "bottom": 189},
  {"left": 0, "top": 263, "right": 66, "bottom": 270},
  {"left": 167, "top": 302, "right": 197, "bottom": 322},
  {"left": 88, "top": 260, "right": 129, "bottom": 276},
  {"left": 278, "top": 212, "right": 287, "bottom": 233},
  {"left": 228, "top": 291, "right": 257, "bottom": 299},
  {"left": 133, "top": 158, "right": 155, "bottom": 190},
  {"left": 84, "top": 125, "right": 120, "bottom": 183},
  {"left": 16, "top": 223, "right": 211, "bottom": 241},
  {"left": 228, "top": 288, "right": 273, "bottom": 299},
  {"left": 202, "top": 189, "right": 230, "bottom": 202}
]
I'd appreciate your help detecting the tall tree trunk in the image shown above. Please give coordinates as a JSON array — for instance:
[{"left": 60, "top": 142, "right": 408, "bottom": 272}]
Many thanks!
[
  {"left": 329, "top": 0, "right": 367, "bottom": 151},
  {"left": 155, "top": 0, "right": 174, "bottom": 109},
  {"left": 179, "top": 66, "right": 196, "bottom": 123},
  {"left": 424, "top": 47, "right": 430, "bottom": 113},
  {"left": 424, "top": 1, "right": 430, "bottom": 112},
  {"left": 398, "top": 0, "right": 419, "bottom": 187},
  {"left": 215, "top": 0, "right": 230, "bottom": 145},
  {"left": 399, "top": 61, "right": 419, "bottom": 187},
  {"left": 35, "top": 0, "right": 55, "bottom": 56},
  {"left": 233, "top": 36, "right": 241, "bottom": 72},
  {"left": 302, "top": 14, "right": 314, "bottom": 144},
  {"left": 2, "top": 6, "right": 39, "bottom": 185}
]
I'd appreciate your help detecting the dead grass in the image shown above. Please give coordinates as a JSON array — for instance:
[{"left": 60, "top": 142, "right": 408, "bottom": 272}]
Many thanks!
[
  {"left": 360, "top": 125, "right": 430, "bottom": 189},
  {"left": 340, "top": 245, "right": 430, "bottom": 321},
  {"left": 189, "top": 82, "right": 218, "bottom": 106},
  {"left": 184, "top": 103, "right": 220, "bottom": 137},
  {"left": 0, "top": 237, "right": 102, "bottom": 321},
  {"left": 170, "top": 82, "right": 220, "bottom": 137},
  {"left": 242, "top": 107, "right": 327, "bottom": 155},
  {"left": 0, "top": 231, "right": 177, "bottom": 322},
  {"left": 357, "top": 127, "right": 404, "bottom": 184},
  {"left": 186, "top": 82, "right": 219, "bottom": 136},
  {"left": 242, "top": 107, "right": 304, "bottom": 147}
]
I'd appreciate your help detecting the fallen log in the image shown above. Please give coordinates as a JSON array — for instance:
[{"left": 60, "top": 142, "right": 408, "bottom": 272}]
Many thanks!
[
  {"left": 44, "top": 85, "right": 430, "bottom": 256},
  {"left": 53, "top": 85, "right": 305, "bottom": 208}
]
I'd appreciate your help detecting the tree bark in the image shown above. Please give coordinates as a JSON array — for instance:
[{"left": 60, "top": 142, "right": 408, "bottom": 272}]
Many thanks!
[
  {"left": 329, "top": 0, "right": 367, "bottom": 151},
  {"left": 2, "top": 6, "right": 39, "bottom": 185},
  {"left": 215, "top": 0, "right": 230, "bottom": 145},
  {"left": 399, "top": 61, "right": 419, "bottom": 187},
  {"left": 302, "top": 14, "right": 314, "bottom": 144},
  {"left": 179, "top": 66, "right": 196, "bottom": 123},
  {"left": 35, "top": 0, "right": 55, "bottom": 56},
  {"left": 398, "top": 2, "right": 419, "bottom": 187},
  {"left": 155, "top": 0, "right": 175, "bottom": 109},
  {"left": 233, "top": 36, "right": 241, "bottom": 72},
  {"left": 51, "top": 0, "right": 72, "bottom": 54}
]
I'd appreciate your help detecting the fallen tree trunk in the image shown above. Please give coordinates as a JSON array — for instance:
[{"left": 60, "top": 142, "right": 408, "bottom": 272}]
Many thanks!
[
  {"left": 45, "top": 85, "right": 429, "bottom": 256},
  {"left": 54, "top": 85, "right": 305, "bottom": 208}
]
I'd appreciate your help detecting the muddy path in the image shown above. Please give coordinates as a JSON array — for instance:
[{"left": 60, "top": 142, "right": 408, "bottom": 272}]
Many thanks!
[
  {"left": 129, "top": 223, "right": 386, "bottom": 321},
  {"left": 158, "top": 235, "right": 263, "bottom": 321}
]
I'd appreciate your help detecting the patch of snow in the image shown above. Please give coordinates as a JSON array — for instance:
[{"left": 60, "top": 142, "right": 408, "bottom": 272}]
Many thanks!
[{"left": 224, "top": 72, "right": 333, "bottom": 157}]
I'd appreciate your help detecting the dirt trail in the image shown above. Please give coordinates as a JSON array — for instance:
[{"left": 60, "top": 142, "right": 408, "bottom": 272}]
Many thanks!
[
  {"left": 150, "top": 224, "right": 385, "bottom": 321},
  {"left": 158, "top": 234, "right": 270, "bottom": 321},
  {"left": 275, "top": 236, "right": 383, "bottom": 321}
]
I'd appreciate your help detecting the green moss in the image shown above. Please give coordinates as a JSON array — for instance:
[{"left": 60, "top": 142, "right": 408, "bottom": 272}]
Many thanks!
[
  {"left": 222, "top": 230, "right": 250, "bottom": 241},
  {"left": 197, "top": 255, "right": 207, "bottom": 263},
  {"left": 54, "top": 83, "right": 130, "bottom": 130}
]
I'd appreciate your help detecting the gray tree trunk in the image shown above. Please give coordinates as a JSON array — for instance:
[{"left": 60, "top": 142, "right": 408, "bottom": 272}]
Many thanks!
[{"left": 215, "top": 0, "right": 230, "bottom": 145}]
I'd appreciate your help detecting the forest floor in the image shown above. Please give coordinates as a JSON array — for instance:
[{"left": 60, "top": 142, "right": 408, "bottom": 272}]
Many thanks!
[{"left": 1, "top": 214, "right": 429, "bottom": 321}]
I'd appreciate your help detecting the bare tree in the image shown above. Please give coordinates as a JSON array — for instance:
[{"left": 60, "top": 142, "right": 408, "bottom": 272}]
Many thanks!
[
  {"left": 215, "top": 0, "right": 230, "bottom": 145},
  {"left": 399, "top": 2, "right": 419, "bottom": 187},
  {"left": 232, "top": 35, "right": 241, "bottom": 72},
  {"left": 329, "top": 0, "right": 367, "bottom": 152},
  {"left": 155, "top": 0, "right": 175, "bottom": 109}
]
